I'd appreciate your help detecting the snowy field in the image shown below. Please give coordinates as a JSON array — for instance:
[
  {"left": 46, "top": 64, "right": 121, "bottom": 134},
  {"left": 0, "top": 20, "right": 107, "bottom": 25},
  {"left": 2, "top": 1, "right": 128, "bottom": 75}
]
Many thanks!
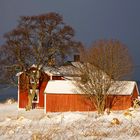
[{"left": 0, "top": 101, "right": 140, "bottom": 140}]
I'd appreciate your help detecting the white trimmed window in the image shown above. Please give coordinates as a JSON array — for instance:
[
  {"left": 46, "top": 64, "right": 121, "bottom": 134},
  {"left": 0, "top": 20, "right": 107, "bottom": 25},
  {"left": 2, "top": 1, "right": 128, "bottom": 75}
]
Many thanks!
[{"left": 30, "top": 89, "right": 39, "bottom": 103}]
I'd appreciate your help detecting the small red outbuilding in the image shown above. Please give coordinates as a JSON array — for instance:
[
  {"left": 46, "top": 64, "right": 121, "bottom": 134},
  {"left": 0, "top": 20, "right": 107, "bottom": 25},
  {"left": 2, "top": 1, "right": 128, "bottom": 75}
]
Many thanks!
[{"left": 44, "top": 80, "right": 139, "bottom": 113}]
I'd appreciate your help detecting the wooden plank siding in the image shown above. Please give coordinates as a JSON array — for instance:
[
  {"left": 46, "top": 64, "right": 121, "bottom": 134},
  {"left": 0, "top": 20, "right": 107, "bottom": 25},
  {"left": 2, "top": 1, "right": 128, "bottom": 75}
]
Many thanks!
[
  {"left": 46, "top": 94, "right": 95, "bottom": 112},
  {"left": 18, "top": 73, "right": 29, "bottom": 108},
  {"left": 37, "top": 81, "right": 48, "bottom": 108},
  {"left": 45, "top": 94, "right": 133, "bottom": 112},
  {"left": 19, "top": 91, "right": 28, "bottom": 108},
  {"left": 106, "top": 95, "right": 132, "bottom": 110}
]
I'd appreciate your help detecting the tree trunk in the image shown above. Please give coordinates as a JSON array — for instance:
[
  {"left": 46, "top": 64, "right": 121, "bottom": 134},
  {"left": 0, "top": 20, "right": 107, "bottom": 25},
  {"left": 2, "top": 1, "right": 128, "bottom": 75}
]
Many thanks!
[
  {"left": 26, "top": 84, "right": 37, "bottom": 111},
  {"left": 96, "top": 97, "right": 106, "bottom": 115}
]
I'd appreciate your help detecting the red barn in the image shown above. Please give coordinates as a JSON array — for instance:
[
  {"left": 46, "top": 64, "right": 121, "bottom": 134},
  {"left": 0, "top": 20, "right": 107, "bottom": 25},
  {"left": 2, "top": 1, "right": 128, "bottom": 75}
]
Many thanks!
[
  {"left": 17, "top": 63, "right": 139, "bottom": 112},
  {"left": 44, "top": 80, "right": 139, "bottom": 113}
]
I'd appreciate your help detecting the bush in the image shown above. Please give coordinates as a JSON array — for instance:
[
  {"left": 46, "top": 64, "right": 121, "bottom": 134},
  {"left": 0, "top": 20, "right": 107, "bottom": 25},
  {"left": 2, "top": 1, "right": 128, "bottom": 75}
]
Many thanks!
[{"left": 133, "top": 99, "right": 140, "bottom": 108}]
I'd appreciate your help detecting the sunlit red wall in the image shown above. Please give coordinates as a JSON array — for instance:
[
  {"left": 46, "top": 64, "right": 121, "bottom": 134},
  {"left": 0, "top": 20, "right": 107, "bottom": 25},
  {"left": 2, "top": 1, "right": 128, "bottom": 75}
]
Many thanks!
[
  {"left": 45, "top": 94, "right": 95, "bottom": 112},
  {"left": 19, "top": 90, "right": 28, "bottom": 108},
  {"left": 106, "top": 95, "right": 132, "bottom": 110},
  {"left": 37, "top": 81, "right": 48, "bottom": 108},
  {"left": 18, "top": 73, "right": 29, "bottom": 108}
]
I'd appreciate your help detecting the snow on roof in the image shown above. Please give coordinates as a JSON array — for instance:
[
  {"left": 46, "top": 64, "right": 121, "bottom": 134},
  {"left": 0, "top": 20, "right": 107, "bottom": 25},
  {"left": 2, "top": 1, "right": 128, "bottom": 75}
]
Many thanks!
[
  {"left": 58, "top": 65, "right": 80, "bottom": 76},
  {"left": 108, "top": 81, "right": 139, "bottom": 95},
  {"left": 43, "top": 63, "right": 81, "bottom": 76},
  {"left": 16, "top": 62, "right": 81, "bottom": 77},
  {"left": 44, "top": 80, "right": 80, "bottom": 94},
  {"left": 43, "top": 67, "right": 61, "bottom": 76}
]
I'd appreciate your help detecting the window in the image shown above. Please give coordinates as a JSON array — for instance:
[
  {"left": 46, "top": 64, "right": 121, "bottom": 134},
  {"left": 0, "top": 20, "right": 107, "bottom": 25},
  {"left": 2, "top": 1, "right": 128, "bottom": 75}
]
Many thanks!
[
  {"left": 30, "top": 89, "right": 39, "bottom": 103},
  {"left": 30, "top": 77, "right": 39, "bottom": 84}
]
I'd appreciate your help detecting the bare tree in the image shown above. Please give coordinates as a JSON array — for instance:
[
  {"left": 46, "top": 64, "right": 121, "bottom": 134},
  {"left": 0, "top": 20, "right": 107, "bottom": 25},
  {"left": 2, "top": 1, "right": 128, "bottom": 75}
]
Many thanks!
[
  {"left": 0, "top": 12, "right": 81, "bottom": 110},
  {"left": 75, "top": 39, "right": 133, "bottom": 114}
]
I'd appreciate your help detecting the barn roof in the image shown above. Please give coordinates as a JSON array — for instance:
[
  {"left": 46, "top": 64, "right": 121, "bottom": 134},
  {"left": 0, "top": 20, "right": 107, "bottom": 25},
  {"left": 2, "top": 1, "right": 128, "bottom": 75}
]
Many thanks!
[
  {"left": 44, "top": 80, "right": 79, "bottom": 94},
  {"left": 58, "top": 66, "right": 79, "bottom": 76},
  {"left": 43, "top": 67, "right": 61, "bottom": 76},
  {"left": 108, "top": 81, "right": 139, "bottom": 95},
  {"left": 44, "top": 80, "right": 139, "bottom": 95},
  {"left": 43, "top": 62, "right": 81, "bottom": 76},
  {"left": 16, "top": 62, "right": 81, "bottom": 77}
]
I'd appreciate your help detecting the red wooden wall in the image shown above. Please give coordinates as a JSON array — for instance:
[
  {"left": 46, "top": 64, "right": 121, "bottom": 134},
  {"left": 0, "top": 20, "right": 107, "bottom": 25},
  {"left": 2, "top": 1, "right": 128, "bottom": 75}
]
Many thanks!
[
  {"left": 37, "top": 81, "right": 48, "bottom": 108},
  {"left": 45, "top": 94, "right": 95, "bottom": 112},
  {"left": 106, "top": 95, "right": 132, "bottom": 110},
  {"left": 18, "top": 73, "right": 29, "bottom": 108},
  {"left": 19, "top": 91, "right": 28, "bottom": 108}
]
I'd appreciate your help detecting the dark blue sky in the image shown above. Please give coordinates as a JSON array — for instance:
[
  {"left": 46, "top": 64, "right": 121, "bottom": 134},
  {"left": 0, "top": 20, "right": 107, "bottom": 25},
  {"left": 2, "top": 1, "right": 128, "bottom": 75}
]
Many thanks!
[{"left": 0, "top": 0, "right": 140, "bottom": 80}]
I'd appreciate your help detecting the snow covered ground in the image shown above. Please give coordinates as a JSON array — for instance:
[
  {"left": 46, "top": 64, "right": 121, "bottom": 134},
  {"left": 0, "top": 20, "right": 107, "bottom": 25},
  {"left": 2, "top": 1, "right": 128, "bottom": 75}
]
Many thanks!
[{"left": 0, "top": 102, "right": 140, "bottom": 140}]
